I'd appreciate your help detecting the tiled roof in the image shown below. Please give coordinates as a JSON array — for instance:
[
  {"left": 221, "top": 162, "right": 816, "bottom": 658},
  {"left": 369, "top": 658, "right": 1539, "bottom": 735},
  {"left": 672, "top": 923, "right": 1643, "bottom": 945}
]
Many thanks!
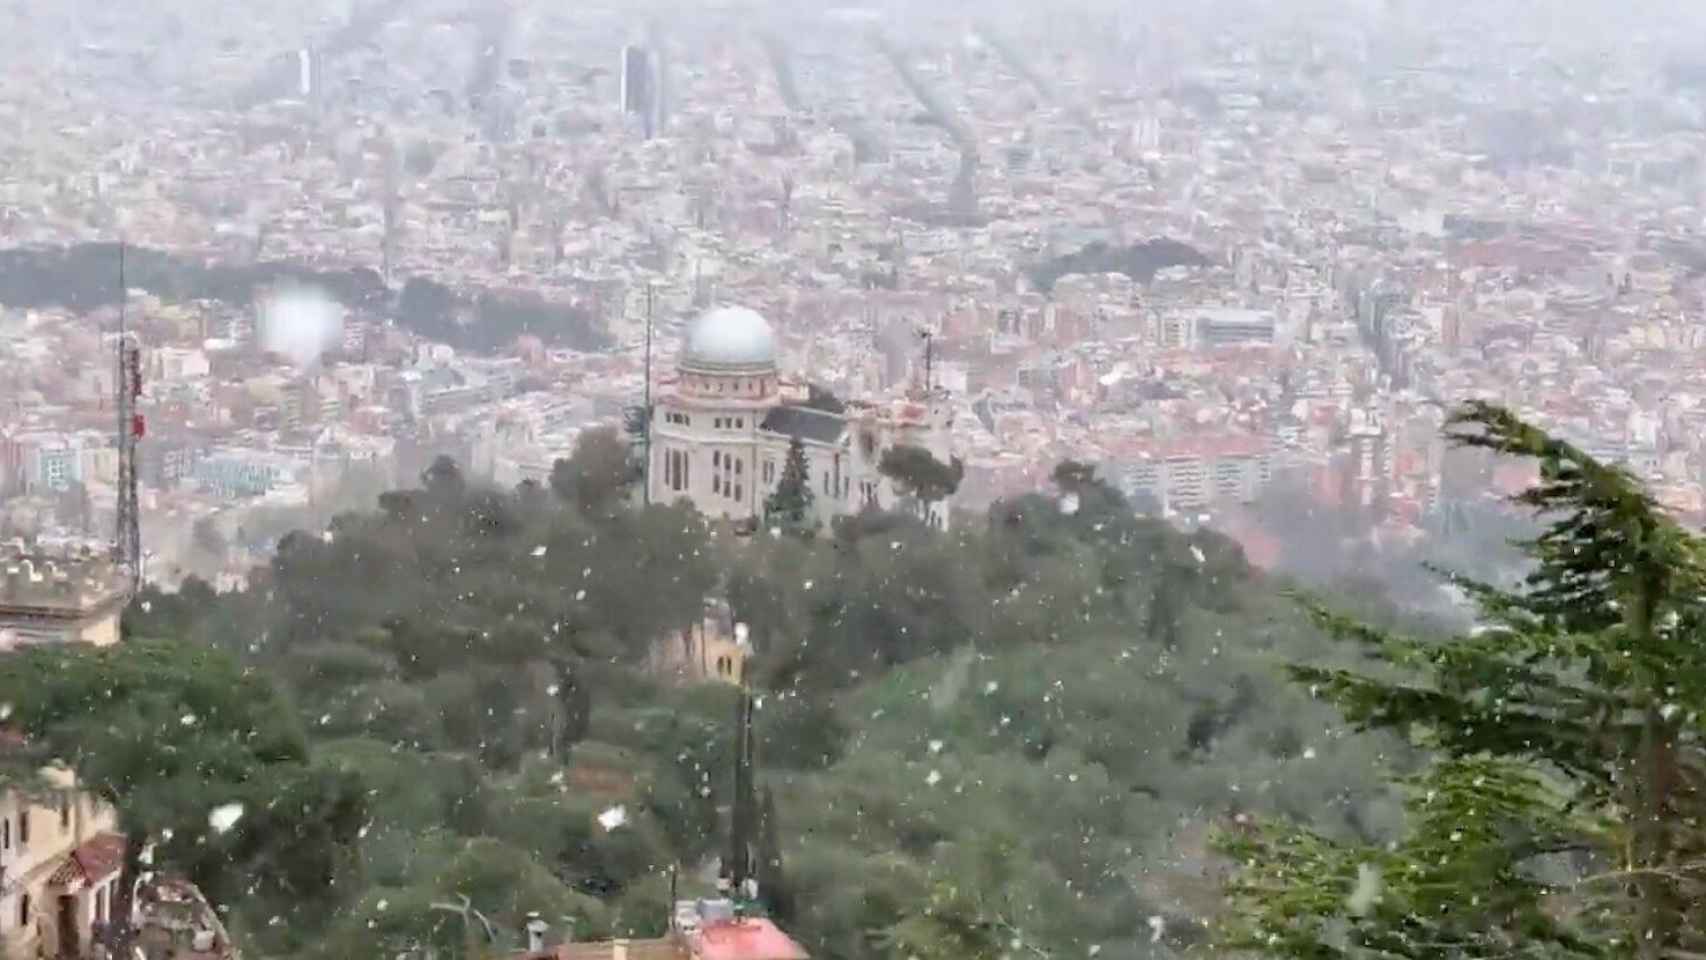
[
  {"left": 759, "top": 405, "right": 845, "bottom": 444},
  {"left": 49, "top": 831, "right": 126, "bottom": 886}
]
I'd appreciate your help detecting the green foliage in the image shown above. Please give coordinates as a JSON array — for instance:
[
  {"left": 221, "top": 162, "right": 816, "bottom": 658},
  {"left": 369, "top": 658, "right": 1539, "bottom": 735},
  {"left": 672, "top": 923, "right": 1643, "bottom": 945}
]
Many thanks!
[
  {"left": 1220, "top": 402, "right": 1706, "bottom": 960},
  {"left": 0, "top": 639, "right": 366, "bottom": 943},
  {"left": 551, "top": 427, "right": 635, "bottom": 516},
  {"left": 765, "top": 436, "right": 815, "bottom": 531},
  {"left": 129, "top": 447, "right": 1416, "bottom": 960},
  {"left": 878, "top": 444, "right": 964, "bottom": 507}
]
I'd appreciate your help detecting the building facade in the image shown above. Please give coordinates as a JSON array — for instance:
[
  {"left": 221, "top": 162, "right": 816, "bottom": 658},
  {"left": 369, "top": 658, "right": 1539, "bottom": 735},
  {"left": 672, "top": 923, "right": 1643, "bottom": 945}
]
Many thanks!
[
  {"left": 0, "top": 552, "right": 129, "bottom": 649},
  {"left": 646, "top": 306, "right": 957, "bottom": 530}
]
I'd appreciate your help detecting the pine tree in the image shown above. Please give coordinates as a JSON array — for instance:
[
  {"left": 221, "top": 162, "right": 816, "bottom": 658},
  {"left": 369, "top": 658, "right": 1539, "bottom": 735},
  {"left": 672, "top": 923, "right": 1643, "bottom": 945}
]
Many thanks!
[
  {"left": 765, "top": 436, "right": 814, "bottom": 531},
  {"left": 1218, "top": 401, "right": 1706, "bottom": 960}
]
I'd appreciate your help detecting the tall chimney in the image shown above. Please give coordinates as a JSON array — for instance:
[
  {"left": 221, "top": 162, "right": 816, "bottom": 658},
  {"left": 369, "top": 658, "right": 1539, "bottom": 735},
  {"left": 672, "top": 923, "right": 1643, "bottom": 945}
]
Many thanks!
[{"left": 526, "top": 912, "right": 547, "bottom": 953}]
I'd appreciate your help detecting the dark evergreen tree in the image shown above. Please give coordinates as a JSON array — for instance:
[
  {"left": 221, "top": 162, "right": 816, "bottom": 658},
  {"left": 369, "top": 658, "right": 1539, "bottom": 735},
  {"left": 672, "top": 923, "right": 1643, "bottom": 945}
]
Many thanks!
[
  {"left": 1219, "top": 401, "right": 1706, "bottom": 960},
  {"left": 550, "top": 427, "right": 633, "bottom": 515},
  {"left": 878, "top": 445, "right": 963, "bottom": 526},
  {"left": 421, "top": 454, "right": 466, "bottom": 500},
  {"left": 756, "top": 786, "right": 792, "bottom": 921},
  {"left": 553, "top": 659, "right": 592, "bottom": 756},
  {"left": 764, "top": 436, "right": 815, "bottom": 531}
]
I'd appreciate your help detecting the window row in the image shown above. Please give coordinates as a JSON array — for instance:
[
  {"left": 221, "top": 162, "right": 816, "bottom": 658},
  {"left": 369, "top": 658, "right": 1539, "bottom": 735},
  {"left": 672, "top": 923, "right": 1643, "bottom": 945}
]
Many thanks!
[
  {"left": 663, "top": 449, "right": 691, "bottom": 493},
  {"left": 713, "top": 417, "right": 746, "bottom": 430},
  {"left": 711, "top": 451, "right": 744, "bottom": 502}
]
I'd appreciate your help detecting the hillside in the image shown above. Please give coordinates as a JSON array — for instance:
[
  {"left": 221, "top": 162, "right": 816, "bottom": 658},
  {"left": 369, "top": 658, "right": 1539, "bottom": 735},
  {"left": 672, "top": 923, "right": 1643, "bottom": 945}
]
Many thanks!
[{"left": 124, "top": 441, "right": 1408, "bottom": 960}]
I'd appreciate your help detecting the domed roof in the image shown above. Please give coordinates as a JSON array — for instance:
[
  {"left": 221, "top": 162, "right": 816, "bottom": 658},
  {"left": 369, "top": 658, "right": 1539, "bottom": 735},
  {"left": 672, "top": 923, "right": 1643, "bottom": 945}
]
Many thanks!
[{"left": 681, "top": 306, "right": 777, "bottom": 372}]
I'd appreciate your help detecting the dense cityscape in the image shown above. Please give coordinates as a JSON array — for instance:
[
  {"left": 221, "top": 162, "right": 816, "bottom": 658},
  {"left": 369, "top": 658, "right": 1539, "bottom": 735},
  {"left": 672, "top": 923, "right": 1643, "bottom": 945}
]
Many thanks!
[
  {"left": 4, "top": 0, "right": 1704, "bottom": 581},
  {"left": 6, "top": 0, "right": 1706, "bottom": 958}
]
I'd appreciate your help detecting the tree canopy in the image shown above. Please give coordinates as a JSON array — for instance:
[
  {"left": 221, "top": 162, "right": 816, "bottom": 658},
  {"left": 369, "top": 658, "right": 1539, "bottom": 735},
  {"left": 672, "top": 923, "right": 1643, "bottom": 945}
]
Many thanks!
[
  {"left": 119, "top": 439, "right": 1416, "bottom": 960},
  {"left": 1220, "top": 401, "right": 1706, "bottom": 960},
  {"left": 0, "top": 638, "right": 367, "bottom": 944}
]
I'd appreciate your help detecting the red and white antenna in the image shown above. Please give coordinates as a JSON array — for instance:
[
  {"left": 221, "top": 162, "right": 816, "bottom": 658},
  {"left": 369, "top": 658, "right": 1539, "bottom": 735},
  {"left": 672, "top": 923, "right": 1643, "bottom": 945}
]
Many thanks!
[{"left": 114, "top": 241, "right": 142, "bottom": 595}]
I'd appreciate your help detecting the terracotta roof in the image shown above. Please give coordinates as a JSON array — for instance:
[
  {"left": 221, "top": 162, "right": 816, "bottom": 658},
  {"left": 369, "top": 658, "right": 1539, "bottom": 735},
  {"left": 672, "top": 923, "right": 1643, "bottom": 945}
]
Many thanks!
[
  {"left": 694, "top": 919, "right": 811, "bottom": 960},
  {"left": 522, "top": 922, "right": 808, "bottom": 960},
  {"left": 49, "top": 831, "right": 126, "bottom": 887},
  {"left": 531, "top": 939, "right": 687, "bottom": 960}
]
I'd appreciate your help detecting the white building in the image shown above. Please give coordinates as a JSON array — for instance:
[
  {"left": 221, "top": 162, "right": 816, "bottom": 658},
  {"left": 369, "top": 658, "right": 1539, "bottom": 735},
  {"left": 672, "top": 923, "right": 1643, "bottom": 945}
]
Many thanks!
[{"left": 647, "top": 306, "right": 957, "bottom": 530}]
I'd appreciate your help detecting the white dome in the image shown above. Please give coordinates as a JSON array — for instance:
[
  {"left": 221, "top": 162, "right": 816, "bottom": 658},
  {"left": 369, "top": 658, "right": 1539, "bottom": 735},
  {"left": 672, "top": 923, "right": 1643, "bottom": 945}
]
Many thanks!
[{"left": 681, "top": 306, "right": 777, "bottom": 371}]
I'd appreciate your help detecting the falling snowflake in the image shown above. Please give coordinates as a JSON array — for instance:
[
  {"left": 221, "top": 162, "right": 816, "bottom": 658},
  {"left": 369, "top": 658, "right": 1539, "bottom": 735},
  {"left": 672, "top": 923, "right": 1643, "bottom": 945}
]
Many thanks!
[
  {"left": 531, "top": 545, "right": 548, "bottom": 558},
  {"left": 376, "top": 899, "right": 389, "bottom": 913},
  {"left": 1190, "top": 545, "right": 1206, "bottom": 565},
  {"left": 1347, "top": 863, "right": 1383, "bottom": 916},
  {"left": 928, "top": 739, "right": 944, "bottom": 754},
  {"left": 1302, "top": 747, "right": 1317, "bottom": 760},
  {"left": 179, "top": 714, "right": 197, "bottom": 727},
  {"left": 983, "top": 681, "right": 999, "bottom": 695},
  {"left": 1059, "top": 492, "right": 1080, "bottom": 516},
  {"left": 925, "top": 769, "right": 942, "bottom": 787},
  {"left": 597, "top": 805, "right": 628, "bottom": 831},
  {"left": 208, "top": 803, "right": 244, "bottom": 835},
  {"left": 575, "top": 589, "right": 587, "bottom": 601},
  {"left": 1147, "top": 916, "right": 1165, "bottom": 943}
]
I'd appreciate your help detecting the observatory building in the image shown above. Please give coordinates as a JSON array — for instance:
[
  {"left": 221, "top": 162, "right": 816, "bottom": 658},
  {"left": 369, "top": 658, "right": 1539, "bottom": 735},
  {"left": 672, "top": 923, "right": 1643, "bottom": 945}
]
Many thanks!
[{"left": 647, "top": 306, "right": 956, "bottom": 530}]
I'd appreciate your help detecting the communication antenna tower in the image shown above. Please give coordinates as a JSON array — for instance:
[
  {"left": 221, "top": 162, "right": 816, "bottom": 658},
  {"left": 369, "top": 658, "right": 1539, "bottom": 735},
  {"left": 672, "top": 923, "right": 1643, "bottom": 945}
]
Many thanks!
[{"left": 114, "top": 243, "right": 143, "bottom": 594}]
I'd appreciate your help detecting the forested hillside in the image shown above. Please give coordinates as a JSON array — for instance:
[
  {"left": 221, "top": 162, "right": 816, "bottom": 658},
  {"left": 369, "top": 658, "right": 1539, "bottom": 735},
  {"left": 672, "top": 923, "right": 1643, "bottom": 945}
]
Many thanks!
[{"left": 124, "top": 433, "right": 1413, "bottom": 960}]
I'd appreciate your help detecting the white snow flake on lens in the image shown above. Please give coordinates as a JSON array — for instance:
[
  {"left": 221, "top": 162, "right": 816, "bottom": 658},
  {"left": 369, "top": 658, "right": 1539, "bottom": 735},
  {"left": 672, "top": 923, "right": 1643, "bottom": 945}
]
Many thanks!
[
  {"left": 1059, "top": 492, "right": 1080, "bottom": 516},
  {"left": 546, "top": 684, "right": 560, "bottom": 696},
  {"left": 1661, "top": 703, "right": 1680, "bottom": 720},
  {"left": 140, "top": 600, "right": 152, "bottom": 613},
  {"left": 1147, "top": 916, "right": 1165, "bottom": 943},
  {"left": 1347, "top": 863, "right": 1383, "bottom": 916},
  {"left": 984, "top": 681, "right": 999, "bottom": 695},
  {"left": 376, "top": 899, "right": 389, "bottom": 913},
  {"left": 925, "top": 770, "right": 942, "bottom": 787},
  {"left": 318, "top": 714, "right": 332, "bottom": 726},
  {"left": 1190, "top": 545, "right": 1206, "bottom": 565},
  {"left": 531, "top": 545, "right": 548, "bottom": 557},
  {"left": 735, "top": 623, "right": 750, "bottom": 645},
  {"left": 180, "top": 714, "right": 197, "bottom": 726},
  {"left": 549, "top": 771, "right": 566, "bottom": 786},
  {"left": 598, "top": 805, "right": 628, "bottom": 831},
  {"left": 0, "top": 703, "right": 12, "bottom": 721},
  {"left": 928, "top": 739, "right": 944, "bottom": 754},
  {"left": 575, "top": 589, "right": 587, "bottom": 601},
  {"left": 803, "top": 580, "right": 814, "bottom": 591},
  {"left": 1302, "top": 747, "right": 1317, "bottom": 760},
  {"left": 208, "top": 803, "right": 244, "bottom": 834},
  {"left": 1088, "top": 946, "right": 1101, "bottom": 957}
]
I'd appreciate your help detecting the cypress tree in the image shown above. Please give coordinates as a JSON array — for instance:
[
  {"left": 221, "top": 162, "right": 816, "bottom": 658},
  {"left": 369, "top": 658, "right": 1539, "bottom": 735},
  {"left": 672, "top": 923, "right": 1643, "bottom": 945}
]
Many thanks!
[
  {"left": 1219, "top": 401, "right": 1706, "bottom": 960},
  {"left": 765, "top": 436, "right": 814, "bottom": 531}
]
